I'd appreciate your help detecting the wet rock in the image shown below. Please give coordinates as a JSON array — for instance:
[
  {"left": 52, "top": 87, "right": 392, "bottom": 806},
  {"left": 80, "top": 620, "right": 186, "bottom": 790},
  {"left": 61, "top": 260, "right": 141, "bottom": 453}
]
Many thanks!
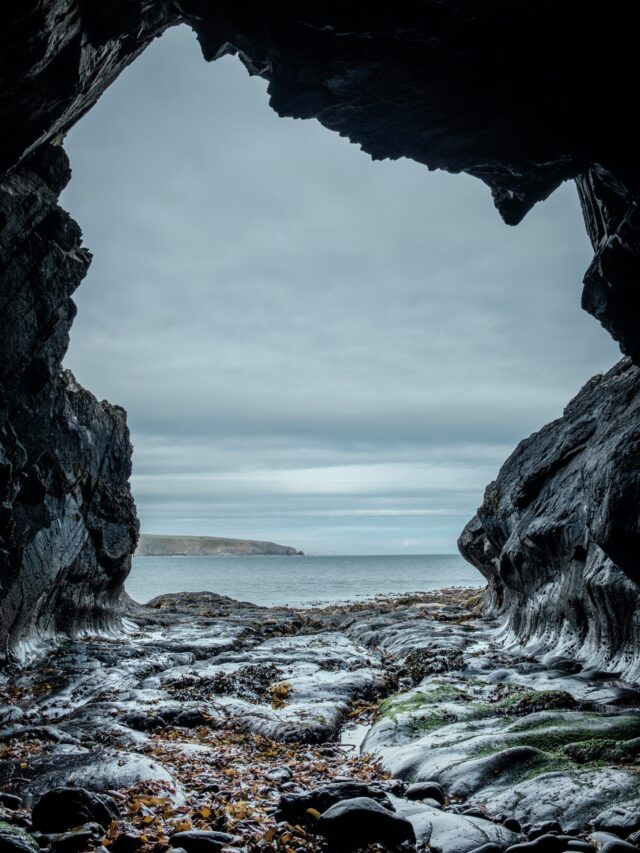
[
  {"left": 507, "top": 835, "right": 568, "bottom": 853},
  {"left": 110, "top": 834, "right": 144, "bottom": 853},
  {"left": 276, "top": 781, "right": 394, "bottom": 824},
  {"left": 530, "top": 822, "right": 563, "bottom": 839},
  {"left": 405, "top": 781, "right": 445, "bottom": 804},
  {"left": 599, "top": 842, "right": 638, "bottom": 853},
  {"left": 31, "top": 787, "right": 120, "bottom": 833},
  {"left": 169, "top": 831, "right": 242, "bottom": 852},
  {"left": 468, "top": 845, "right": 502, "bottom": 853},
  {"left": 504, "top": 819, "right": 522, "bottom": 833},
  {"left": 459, "top": 360, "right": 640, "bottom": 682},
  {"left": 593, "top": 803, "right": 640, "bottom": 837},
  {"left": 173, "top": 710, "right": 207, "bottom": 729},
  {"left": 123, "top": 712, "right": 167, "bottom": 732},
  {"left": 0, "top": 822, "right": 39, "bottom": 853},
  {"left": 316, "top": 797, "right": 415, "bottom": 850},
  {"left": 590, "top": 832, "right": 626, "bottom": 848},
  {"left": 0, "top": 793, "right": 22, "bottom": 809},
  {"left": 51, "top": 825, "right": 104, "bottom": 853}
]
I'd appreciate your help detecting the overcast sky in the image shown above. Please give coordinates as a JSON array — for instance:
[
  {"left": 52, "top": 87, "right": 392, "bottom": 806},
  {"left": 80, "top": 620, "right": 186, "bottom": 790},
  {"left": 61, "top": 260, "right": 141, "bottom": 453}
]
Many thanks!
[{"left": 61, "top": 25, "right": 619, "bottom": 555}]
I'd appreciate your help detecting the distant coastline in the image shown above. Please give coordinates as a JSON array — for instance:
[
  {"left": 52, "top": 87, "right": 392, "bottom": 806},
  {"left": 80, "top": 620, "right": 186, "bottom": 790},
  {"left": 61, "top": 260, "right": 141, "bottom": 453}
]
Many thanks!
[{"left": 136, "top": 533, "right": 304, "bottom": 557}]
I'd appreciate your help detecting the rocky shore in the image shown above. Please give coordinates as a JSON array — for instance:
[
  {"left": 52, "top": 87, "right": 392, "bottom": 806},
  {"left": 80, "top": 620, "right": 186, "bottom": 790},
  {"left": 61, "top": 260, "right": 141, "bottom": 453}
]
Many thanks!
[{"left": 2, "top": 588, "right": 640, "bottom": 853}]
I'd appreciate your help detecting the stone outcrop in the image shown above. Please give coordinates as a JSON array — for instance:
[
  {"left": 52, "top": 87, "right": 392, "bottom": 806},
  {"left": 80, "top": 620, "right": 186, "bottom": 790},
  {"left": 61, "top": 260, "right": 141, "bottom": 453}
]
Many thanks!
[
  {"left": 1, "top": 2, "right": 640, "bottom": 661},
  {"left": 0, "top": 144, "right": 137, "bottom": 662},
  {"left": 459, "top": 359, "right": 640, "bottom": 680}
]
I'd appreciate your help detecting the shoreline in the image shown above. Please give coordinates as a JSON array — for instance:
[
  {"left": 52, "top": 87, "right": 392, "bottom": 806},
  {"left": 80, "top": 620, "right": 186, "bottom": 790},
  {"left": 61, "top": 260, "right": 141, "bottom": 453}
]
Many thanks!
[{"left": 2, "top": 587, "right": 640, "bottom": 852}]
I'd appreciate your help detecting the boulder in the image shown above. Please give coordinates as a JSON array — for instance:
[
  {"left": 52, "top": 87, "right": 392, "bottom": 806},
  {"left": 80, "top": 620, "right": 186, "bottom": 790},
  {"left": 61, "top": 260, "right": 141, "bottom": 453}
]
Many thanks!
[
  {"left": 31, "top": 787, "right": 120, "bottom": 833},
  {"left": 316, "top": 796, "right": 416, "bottom": 850}
]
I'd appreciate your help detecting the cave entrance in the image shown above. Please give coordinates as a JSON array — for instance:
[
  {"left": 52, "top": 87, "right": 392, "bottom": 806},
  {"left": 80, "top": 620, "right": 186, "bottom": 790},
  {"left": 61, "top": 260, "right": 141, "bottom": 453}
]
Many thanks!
[{"left": 60, "top": 24, "right": 616, "bottom": 603}]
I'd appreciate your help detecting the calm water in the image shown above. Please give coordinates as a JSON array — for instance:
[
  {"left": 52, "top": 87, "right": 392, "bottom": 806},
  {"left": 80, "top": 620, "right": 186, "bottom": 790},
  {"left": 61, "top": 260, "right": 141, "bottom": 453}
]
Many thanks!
[{"left": 125, "top": 554, "right": 483, "bottom": 608}]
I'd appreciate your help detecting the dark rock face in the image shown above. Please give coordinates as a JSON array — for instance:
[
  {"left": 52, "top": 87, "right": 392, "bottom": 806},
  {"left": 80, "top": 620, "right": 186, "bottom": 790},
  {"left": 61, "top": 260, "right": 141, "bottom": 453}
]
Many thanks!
[
  {"left": 0, "top": 143, "right": 137, "bottom": 661},
  {"left": 1, "top": 2, "right": 639, "bottom": 351},
  {"left": 2, "top": 2, "right": 640, "bottom": 661},
  {"left": 459, "top": 359, "right": 640, "bottom": 679}
]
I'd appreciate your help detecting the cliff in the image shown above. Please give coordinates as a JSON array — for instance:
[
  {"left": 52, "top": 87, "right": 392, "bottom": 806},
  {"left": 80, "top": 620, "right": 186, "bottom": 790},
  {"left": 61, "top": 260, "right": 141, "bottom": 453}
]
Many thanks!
[
  {"left": 459, "top": 358, "right": 640, "bottom": 680},
  {"left": 136, "top": 534, "right": 303, "bottom": 557},
  {"left": 1, "top": 1, "right": 640, "bottom": 665}
]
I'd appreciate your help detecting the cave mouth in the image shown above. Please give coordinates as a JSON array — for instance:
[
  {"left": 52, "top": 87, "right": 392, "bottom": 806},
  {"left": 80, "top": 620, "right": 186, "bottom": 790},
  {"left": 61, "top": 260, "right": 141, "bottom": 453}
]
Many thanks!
[
  {"left": 2, "top": 3, "right": 639, "bottom": 661},
  {"left": 58, "top": 26, "right": 616, "bottom": 591}
]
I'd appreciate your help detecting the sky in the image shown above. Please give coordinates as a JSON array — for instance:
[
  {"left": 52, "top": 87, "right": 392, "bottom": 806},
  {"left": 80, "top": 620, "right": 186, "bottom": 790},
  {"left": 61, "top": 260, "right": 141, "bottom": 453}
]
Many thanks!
[{"left": 61, "top": 24, "right": 619, "bottom": 555}]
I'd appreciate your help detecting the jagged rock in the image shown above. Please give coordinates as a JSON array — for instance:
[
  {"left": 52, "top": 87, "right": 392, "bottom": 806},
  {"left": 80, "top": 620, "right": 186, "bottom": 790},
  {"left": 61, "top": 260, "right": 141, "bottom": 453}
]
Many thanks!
[
  {"left": 459, "top": 359, "right": 640, "bottom": 680},
  {"left": 31, "top": 787, "right": 120, "bottom": 833},
  {"left": 0, "top": 143, "right": 137, "bottom": 661}
]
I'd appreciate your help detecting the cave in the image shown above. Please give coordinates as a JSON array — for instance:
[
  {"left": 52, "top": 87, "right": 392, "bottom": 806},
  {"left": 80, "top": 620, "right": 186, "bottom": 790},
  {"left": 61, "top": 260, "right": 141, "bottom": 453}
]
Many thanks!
[
  {"left": 2, "top": 0, "right": 639, "bottom": 664},
  {"left": 2, "top": 2, "right": 640, "bottom": 848}
]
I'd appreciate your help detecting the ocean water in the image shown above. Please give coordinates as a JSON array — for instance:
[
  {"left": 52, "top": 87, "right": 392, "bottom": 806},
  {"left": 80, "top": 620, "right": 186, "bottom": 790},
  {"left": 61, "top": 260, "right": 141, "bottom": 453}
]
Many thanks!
[{"left": 125, "top": 553, "right": 483, "bottom": 608}]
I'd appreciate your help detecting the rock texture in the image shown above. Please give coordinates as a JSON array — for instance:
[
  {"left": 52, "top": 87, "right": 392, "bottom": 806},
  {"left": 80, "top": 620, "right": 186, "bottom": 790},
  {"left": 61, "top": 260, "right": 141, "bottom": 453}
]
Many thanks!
[
  {"left": 459, "top": 359, "right": 640, "bottom": 680},
  {"left": 2, "top": 1, "right": 640, "bottom": 660},
  {"left": 0, "top": 144, "right": 137, "bottom": 662}
]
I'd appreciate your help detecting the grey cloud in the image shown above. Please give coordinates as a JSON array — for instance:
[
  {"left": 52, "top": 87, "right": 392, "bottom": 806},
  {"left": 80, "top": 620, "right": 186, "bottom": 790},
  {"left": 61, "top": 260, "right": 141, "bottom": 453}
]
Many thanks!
[{"left": 61, "top": 24, "right": 619, "bottom": 554}]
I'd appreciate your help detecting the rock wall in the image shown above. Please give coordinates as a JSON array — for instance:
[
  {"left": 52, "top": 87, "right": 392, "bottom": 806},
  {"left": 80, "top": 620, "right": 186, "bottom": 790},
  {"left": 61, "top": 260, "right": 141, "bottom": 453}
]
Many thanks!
[
  {"left": 1, "top": 1, "right": 640, "bottom": 662},
  {"left": 459, "top": 359, "right": 640, "bottom": 680},
  {"left": 0, "top": 144, "right": 137, "bottom": 662}
]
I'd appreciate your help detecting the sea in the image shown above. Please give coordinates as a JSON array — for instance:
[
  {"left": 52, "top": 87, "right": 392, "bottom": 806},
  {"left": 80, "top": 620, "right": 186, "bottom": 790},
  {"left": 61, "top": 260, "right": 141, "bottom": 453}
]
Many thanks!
[{"left": 125, "top": 553, "right": 483, "bottom": 608}]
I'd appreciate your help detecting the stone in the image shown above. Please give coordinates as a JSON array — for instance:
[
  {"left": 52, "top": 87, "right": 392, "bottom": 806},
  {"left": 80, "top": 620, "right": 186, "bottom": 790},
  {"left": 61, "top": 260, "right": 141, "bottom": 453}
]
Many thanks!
[
  {"left": 507, "top": 835, "right": 568, "bottom": 853},
  {"left": 593, "top": 804, "right": 640, "bottom": 837},
  {"left": 110, "top": 834, "right": 145, "bottom": 853},
  {"left": 0, "top": 822, "right": 39, "bottom": 853},
  {"left": 0, "top": 0, "right": 639, "bottom": 676},
  {"left": 405, "top": 781, "right": 445, "bottom": 804},
  {"left": 51, "top": 827, "right": 102, "bottom": 853},
  {"left": 468, "top": 846, "right": 502, "bottom": 853},
  {"left": 276, "top": 781, "right": 395, "bottom": 824},
  {"left": 529, "top": 823, "right": 563, "bottom": 839},
  {"left": 31, "top": 787, "right": 120, "bottom": 833},
  {"left": 316, "top": 797, "right": 416, "bottom": 850},
  {"left": 459, "top": 359, "right": 640, "bottom": 682},
  {"left": 599, "top": 843, "right": 638, "bottom": 853},
  {"left": 0, "top": 794, "right": 22, "bottom": 809},
  {"left": 169, "top": 831, "right": 241, "bottom": 852}
]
